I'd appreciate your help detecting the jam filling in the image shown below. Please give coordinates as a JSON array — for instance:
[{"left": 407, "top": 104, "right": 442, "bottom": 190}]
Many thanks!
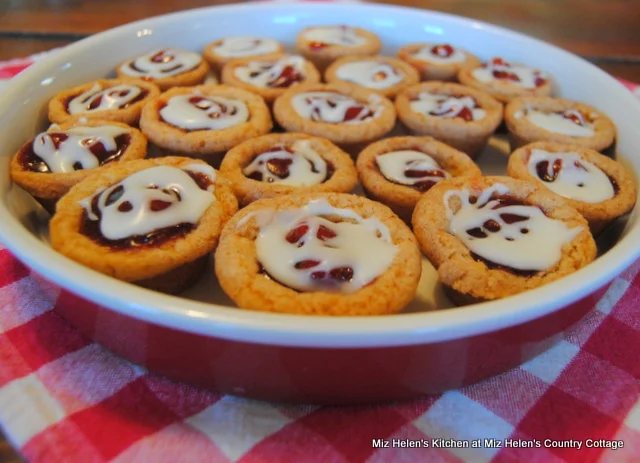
[
  {"left": 80, "top": 171, "right": 210, "bottom": 249},
  {"left": 244, "top": 147, "right": 334, "bottom": 183},
  {"left": 464, "top": 196, "right": 542, "bottom": 276},
  {"left": 309, "top": 41, "right": 329, "bottom": 51},
  {"left": 19, "top": 133, "right": 131, "bottom": 173},
  {"left": 248, "top": 64, "right": 303, "bottom": 88},
  {"left": 66, "top": 88, "right": 149, "bottom": 112},
  {"left": 403, "top": 168, "right": 447, "bottom": 192},
  {"left": 428, "top": 100, "right": 475, "bottom": 121},
  {"left": 431, "top": 44, "right": 454, "bottom": 58},
  {"left": 561, "top": 109, "right": 591, "bottom": 126},
  {"left": 306, "top": 96, "right": 374, "bottom": 123}
]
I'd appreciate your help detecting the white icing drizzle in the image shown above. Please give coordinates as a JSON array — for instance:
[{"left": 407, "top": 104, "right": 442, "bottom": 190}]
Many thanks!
[
  {"left": 335, "top": 60, "right": 403, "bottom": 90},
  {"left": 211, "top": 36, "right": 280, "bottom": 58},
  {"left": 120, "top": 48, "right": 202, "bottom": 79},
  {"left": 233, "top": 56, "right": 305, "bottom": 88},
  {"left": 33, "top": 126, "right": 129, "bottom": 173},
  {"left": 376, "top": 150, "right": 450, "bottom": 186},
  {"left": 159, "top": 94, "right": 249, "bottom": 130},
  {"left": 80, "top": 165, "right": 216, "bottom": 241},
  {"left": 412, "top": 44, "right": 466, "bottom": 64},
  {"left": 528, "top": 149, "right": 614, "bottom": 203},
  {"left": 68, "top": 84, "right": 143, "bottom": 114},
  {"left": 291, "top": 91, "right": 379, "bottom": 124},
  {"left": 444, "top": 183, "right": 582, "bottom": 272},
  {"left": 243, "top": 140, "right": 327, "bottom": 186},
  {"left": 254, "top": 199, "right": 398, "bottom": 293},
  {"left": 517, "top": 108, "right": 596, "bottom": 137},
  {"left": 409, "top": 92, "right": 486, "bottom": 121},
  {"left": 303, "top": 26, "right": 368, "bottom": 47},
  {"left": 471, "top": 58, "right": 546, "bottom": 89}
]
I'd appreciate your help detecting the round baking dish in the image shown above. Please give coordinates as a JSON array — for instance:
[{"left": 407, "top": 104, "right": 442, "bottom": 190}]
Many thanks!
[{"left": 0, "top": 2, "right": 638, "bottom": 404}]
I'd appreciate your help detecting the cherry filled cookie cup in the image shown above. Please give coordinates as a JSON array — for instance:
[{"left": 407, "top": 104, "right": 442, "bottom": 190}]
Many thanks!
[
  {"left": 116, "top": 47, "right": 210, "bottom": 91},
  {"left": 505, "top": 96, "right": 617, "bottom": 152},
  {"left": 458, "top": 57, "right": 552, "bottom": 103},
  {"left": 397, "top": 43, "right": 480, "bottom": 82},
  {"left": 203, "top": 36, "right": 285, "bottom": 74},
  {"left": 48, "top": 79, "right": 161, "bottom": 125},
  {"left": 356, "top": 136, "right": 481, "bottom": 223},
  {"left": 412, "top": 176, "right": 596, "bottom": 305},
  {"left": 139, "top": 85, "right": 272, "bottom": 164},
  {"left": 219, "top": 133, "right": 358, "bottom": 206},
  {"left": 10, "top": 119, "right": 147, "bottom": 214},
  {"left": 215, "top": 193, "right": 422, "bottom": 315},
  {"left": 273, "top": 82, "right": 396, "bottom": 155},
  {"left": 296, "top": 25, "right": 382, "bottom": 72},
  {"left": 50, "top": 157, "right": 238, "bottom": 294},
  {"left": 324, "top": 56, "right": 419, "bottom": 99},
  {"left": 507, "top": 141, "right": 636, "bottom": 234},
  {"left": 221, "top": 54, "right": 321, "bottom": 104},
  {"left": 395, "top": 82, "right": 502, "bottom": 158}
]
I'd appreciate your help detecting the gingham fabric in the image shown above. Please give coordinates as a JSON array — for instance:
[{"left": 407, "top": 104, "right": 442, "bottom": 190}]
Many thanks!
[{"left": 2, "top": 55, "right": 640, "bottom": 463}]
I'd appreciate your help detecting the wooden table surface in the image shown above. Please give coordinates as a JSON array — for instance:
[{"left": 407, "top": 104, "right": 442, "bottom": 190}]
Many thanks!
[{"left": 0, "top": 0, "right": 638, "bottom": 460}]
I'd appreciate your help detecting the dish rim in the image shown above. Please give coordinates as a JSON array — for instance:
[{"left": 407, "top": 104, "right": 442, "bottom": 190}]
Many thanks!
[{"left": 0, "top": 1, "right": 639, "bottom": 348}]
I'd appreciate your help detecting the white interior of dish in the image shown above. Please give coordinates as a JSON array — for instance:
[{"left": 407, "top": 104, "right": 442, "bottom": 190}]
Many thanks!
[{"left": 1, "top": 2, "right": 639, "bottom": 347}]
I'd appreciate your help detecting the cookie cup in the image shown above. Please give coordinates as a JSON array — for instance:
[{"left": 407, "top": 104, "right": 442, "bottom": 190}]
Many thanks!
[
  {"left": 203, "top": 38, "right": 285, "bottom": 73},
  {"left": 357, "top": 136, "right": 482, "bottom": 223},
  {"left": 116, "top": 54, "right": 210, "bottom": 91},
  {"left": 296, "top": 26, "right": 382, "bottom": 72},
  {"left": 10, "top": 120, "right": 147, "bottom": 214},
  {"left": 324, "top": 56, "right": 420, "bottom": 99},
  {"left": 139, "top": 84, "right": 273, "bottom": 163},
  {"left": 397, "top": 43, "right": 480, "bottom": 81},
  {"left": 220, "top": 133, "right": 358, "bottom": 206},
  {"left": 48, "top": 79, "right": 161, "bottom": 125},
  {"left": 507, "top": 141, "right": 636, "bottom": 234},
  {"left": 459, "top": 62, "right": 552, "bottom": 103},
  {"left": 273, "top": 82, "right": 396, "bottom": 155},
  {"left": 505, "top": 96, "right": 617, "bottom": 152},
  {"left": 412, "top": 175, "right": 596, "bottom": 305},
  {"left": 215, "top": 192, "right": 422, "bottom": 315},
  {"left": 50, "top": 157, "right": 238, "bottom": 294},
  {"left": 395, "top": 82, "right": 503, "bottom": 158},
  {"left": 221, "top": 54, "right": 321, "bottom": 104}
]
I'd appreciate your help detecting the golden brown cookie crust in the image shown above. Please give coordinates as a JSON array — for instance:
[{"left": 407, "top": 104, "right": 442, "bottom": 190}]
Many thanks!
[
  {"left": 220, "top": 132, "right": 358, "bottom": 206},
  {"left": 272, "top": 82, "right": 396, "bottom": 147},
  {"left": 139, "top": 84, "right": 273, "bottom": 157},
  {"left": 296, "top": 26, "right": 382, "bottom": 72},
  {"left": 397, "top": 43, "right": 480, "bottom": 82},
  {"left": 507, "top": 141, "right": 636, "bottom": 234},
  {"left": 10, "top": 119, "right": 148, "bottom": 203},
  {"left": 221, "top": 54, "right": 321, "bottom": 103},
  {"left": 50, "top": 156, "right": 239, "bottom": 289},
  {"left": 48, "top": 79, "right": 161, "bottom": 126},
  {"left": 395, "top": 82, "right": 503, "bottom": 158},
  {"left": 412, "top": 175, "right": 596, "bottom": 304},
  {"left": 116, "top": 57, "right": 210, "bottom": 91},
  {"left": 203, "top": 39, "right": 285, "bottom": 72},
  {"left": 505, "top": 97, "right": 617, "bottom": 152},
  {"left": 215, "top": 192, "right": 422, "bottom": 315},
  {"left": 458, "top": 63, "right": 552, "bottom": 103},
  {"left": 324, "top": 55, "right": 420, "bottom": 99},
  {"left": 357, "top": 136, "right": 482, "bottom": 223}
]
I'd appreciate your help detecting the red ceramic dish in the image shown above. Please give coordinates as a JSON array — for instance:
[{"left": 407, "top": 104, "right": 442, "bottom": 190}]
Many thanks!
[{"left": 1, "top": 3, "right": 639, "bottom": 404}]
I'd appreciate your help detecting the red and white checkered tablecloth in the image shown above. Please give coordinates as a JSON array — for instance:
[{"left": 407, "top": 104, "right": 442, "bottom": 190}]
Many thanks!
[{"left": 2, "top": 48, "right": 640, "bottom": 463}]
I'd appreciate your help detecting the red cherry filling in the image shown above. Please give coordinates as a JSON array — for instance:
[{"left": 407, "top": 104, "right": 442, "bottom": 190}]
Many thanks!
[
  {"left": 534, "top": 76, "right": 547, "bottom": 87},
  {"left": 309, "top": 41, "right": 328, "bottom": 51},
  {"left": 492, "top": 69, "right": 520, "bottom": 82},
  {"left": 268, "top": 65, "right": 303, "bottom": 88},
  {"left": 286, "top": 223, "right": 309, "bottom": 244},
  {"left": 72, "top": 87, "right": 149, "bottom": 112},
  {"left": 491, "top": 57, "right": 510, "bottom": 67},
  {"left": 150, "top": 50, "right": 175, "bottom": 63},
  {"left": 430, "top": 44, "right": 454, "bottom": 58},
  {"left": 316, "top": 224, "right": 337, "bottom": 240},
  {"left": 536, "top": 158, "right": 563, "bottom": 182},
  {"left": 429, "top": 104, "right": 474, "bottom": 121},
  {"left": 188, "top": 96, "right": 237, "bottom": 118}
]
